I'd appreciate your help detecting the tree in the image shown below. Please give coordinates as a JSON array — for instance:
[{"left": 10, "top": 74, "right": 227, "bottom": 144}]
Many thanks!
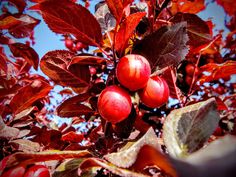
[{"left": 0, "top": 0, "right": 236, "bottom": 176}]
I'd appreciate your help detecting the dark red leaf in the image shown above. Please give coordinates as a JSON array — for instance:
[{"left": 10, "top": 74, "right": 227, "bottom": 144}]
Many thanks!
[
  {"left": 8, "top": 14, "right": 40, "bottom": 39},
  {"left": 216, "top": 0, "right": 236, "bottom": 16},
  {"left": 105, "top": 0, "right": 124, "bottom": 22},
  {"left": 199, "top": 60, "right": 236, "bottom": 84},
  {"left": 215, "top": 97, "right": 228, "bottom": 111},
  {"left": 40, "top": 50, "right": 90, "bottom": 88},
  {"left": 57, "top": 94, "right": 94, "bottom": 117},
  {"left": 61, "top": 131, "right": 84, "bottom": 143},
  {"left": 9, "top": 43, "right": 39, "bottom": 70},
  {"left": 8, "top": 0, "right": 27, "bottom": 13},
  {"left": 115, "top": 12, "right": 146, "bottom": 56},
  {"left": 9, "top": 79, "right": 52, "bottom": 114},
  {"left": 0, "top": 47, "right": 8, "bottom": 73},
  {"left": 170, "top": 13, "right": 212, "bottom": 47},
  {"left": 39, "top": 0, "right": 102, "bottom": 46},
  {"left": 69, "top": 55, "right": 106, "bottom": 66},
  {"left": 134, "top": 22, "right": 189, "bottom": 70},
  {"left": 161, "top": 67, "right": 183, "bottom": 100},
  {"left": 0, "top": 14, "right": 40, "bottom": 38}
]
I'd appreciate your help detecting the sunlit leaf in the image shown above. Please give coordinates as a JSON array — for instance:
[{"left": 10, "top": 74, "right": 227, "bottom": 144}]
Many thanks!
[
  {"left": 9, "top": 79, "right": 52, "bottom": 114},
  {"left": 61, "top": 131, "right": 84, "bottom": 143},
  {"left": 171, "top": 0, "right": 206, "bottom": 14},
  {"left": 198, "top": 60, "right": 236, "bottom": 84},
  {"left": 115, "top": 12, "right": 146, "bottom": 56},
  {"left": 163, "top": 98, "right": 220, "bottom": 157},
  {"left": 0, "top": 117, "right": 20, "bottom": 140},
  {"left": 40, "top": 0, "right": 102, "bottom": 46},
  {"left": 134, "top": 22, "right": 189, "bottom": 70},
  {"left": 9, "top": 139, "right": 40, "bottom": 152},
  {"left": 40, "top": 50, "right": 90, "bottom": 88}
]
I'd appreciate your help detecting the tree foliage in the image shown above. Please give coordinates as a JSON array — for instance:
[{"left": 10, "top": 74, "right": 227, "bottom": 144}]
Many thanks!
[{"left": 0, "top": 0, "right": 236, "bottom": 176}]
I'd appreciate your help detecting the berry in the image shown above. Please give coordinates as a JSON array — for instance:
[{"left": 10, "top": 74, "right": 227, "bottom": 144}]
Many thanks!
[
  {"left": 215, "top": 86, "right": 225, "bottom": 94},
  {"left": 185, "top": 75, "right": 193, "bottom": 86},
  {"left": 116, "top": 54, "right": 151, "bottom": 91},
  {"left": 65, "top": 38, "right": 73, "bottom": 49},
  {"left": 1, "top": 166, "right": 25, "bottom": 177},
  {"left": 185, "top": 63, "right": 199, "bottom": 76},
  {"left": 89, "top": 67, "right": 97, "bottom": 75},
  {"left": 98, "top": 85, "right": 132, "bottom": 124},
  {"left": 75, "top": 42, "right": 83, "bottom": 51},
  {"left": 138, "top": 76, "right": 169, "bottom": 108},
  {"left": 24, "top": 165, "right": 50, "bottom": 177}
]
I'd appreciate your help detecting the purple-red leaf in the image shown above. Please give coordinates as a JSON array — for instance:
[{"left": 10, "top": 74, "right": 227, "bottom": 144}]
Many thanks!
[
  {"left": 70, "top": 55, "right": 106, "bottom": 66},
  {"left": 57, "top": 94, "right": 93, "bottom": 117},
  {"left": 9, "top": 79, "right": 52, "bottom": 114},
  {"left": 170, "top": 13, "right": 212, "bottom": 47},
  {"left": 39, "top": 0, "right": 102, "bottom": 46},
  {"left": 40, "top": 50, "right": 90, "bottom": 88},
  {"left": 61, "top": 131, "right": 84, "bottom": 143},
  {"left": 9, "top": 43, "right": 39, "bottom": 70},
  {"left": 0, "top": 47, "right": 8, "bottom": 74},
  {"left": 115, "top": 12, "right": 146, "bottom": 55},
  {"left": 134, "top": 22, "right": 189, "bottom": 70}
]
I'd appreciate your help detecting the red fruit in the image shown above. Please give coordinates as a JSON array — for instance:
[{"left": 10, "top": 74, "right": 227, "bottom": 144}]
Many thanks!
[
  {"left": 65, "top": 38, "right": 73, "bottom": 49},
  {"left": 116, "top": 54, "right": 151, "bottom": 91},
  {"left": 89, "top": 67, "right": 96, "bottom": 75},
  {"left": 138, "top": 76, "right": 169, "bottom": 108},
  {"left": 75, "top": 42, "right": 83, "bottom": 51},
  {"left": 185, "top": 75, "right": 193, "bottom": 86},
  {"left": 215, "top": 86, "right": 225, "bottom": 94},
  {"left": 185, "top": 63, "right": 199, "bottom": 76},
  {"left": 24, "top": 165, "right": 50, "bottom": 177},
  {"left": 1, "top": 166, "right": 25, "bottom": 177},
  {"left": 98, "top": 85, "right": 132, "bottom": 124}
]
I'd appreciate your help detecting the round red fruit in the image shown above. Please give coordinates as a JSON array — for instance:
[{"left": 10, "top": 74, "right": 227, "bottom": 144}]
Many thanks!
[
  {"left": 116, "top": 54, "right": 151, "bottom": 91},
  {"left": 1, "top": 166, "right": 25, "bottom": 177},
  {"left": 138, "top": 76, "right": 169, "bottom": 108},
  {"left": 24, "top": 165, "right": 50, "bottom": 177},
  {"left": 98, "top": 85, "right": 132, "bottom": 124},
  {"left": 65, "top": 38, "right": 73, "bottom": 49},
  {"left": 185, "top": 63, "right": 199, "bottom": 76}
]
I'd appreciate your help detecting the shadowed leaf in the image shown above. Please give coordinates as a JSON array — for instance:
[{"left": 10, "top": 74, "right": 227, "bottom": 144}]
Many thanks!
[
  {"left": 40, "top": 0, "right": 102, "bottom": 46},
  {"left": 9, "top": 43, "right": 39, "bottom": 70},
  {"left": 0, "top": 117, "right": 20, "bottom": 140},
  {"left": 70, "top": 55, "right": 106, "bottom": 66},
  {"left": 170, "top": 13, "right": 212, "bottom": 47},
  {"left": 0, "top": 47, "right": 8, "bottom": 74},
  {"left": 163, "top": 98, "right": 220, "bottom": 157},
  {"left": 8, "top": 0, "right": 27, "bottom": 13},
  {"left": 171, "top": 0, "right": 206, "bottom": 14},
  {"left": 80, "top": 158, "right": 149, "bottom": 177},
  {"left": 134, "top": 22, "right": 189, "bottom": 70},
  {"left": 61, "top": 131, "right": 84, "bottom": 143}
]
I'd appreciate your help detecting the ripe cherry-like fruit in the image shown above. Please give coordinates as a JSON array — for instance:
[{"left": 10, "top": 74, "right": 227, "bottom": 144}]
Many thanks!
[
  {"left": 116, "top": 54, "right": 151, "bottom": 91},
  {"left": 98, "top": 85, "right": 132, "bottom": 124},
  {"left": 185, "top": 75, "right": 193, "bottom": 86},
  {"left": 24, "top": 165, "right": 50, "bottom": 177},
  {"left": 1, "top": 165, "right": 25, "bottom": 177},
  {"left": 139, "top": 75, "right": 169, "bottom": 108},
  {"left": 185, "top": 63, "right": 199, "bottom": 76},
  {"left": 65, "top": 38, "right": 73, "bottom": 49}
]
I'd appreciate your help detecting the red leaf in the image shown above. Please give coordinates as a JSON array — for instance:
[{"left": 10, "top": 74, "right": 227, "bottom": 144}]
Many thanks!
[
  {"left": 115, "top": 12, "right": 146, "bottom": 55},
  {"left": 215, "top": 97, "right": 228, "bottom": 111},
  {"left": 0, "top": 47, "right": 8, "bottom": 74},
  {"left": 9, "top": 43, "right": 39, "bottom": 70},
  {"left": 9, "top": 79, "right": 52, "bottom": 114},
  {"left": 57, "top": 94, "right": 93, "bottom": 117},
  {"left": 170, "top": 13, "right": 212, "bottom": 47},
  {"left": 0, "top": 14, "right": 40, "bottom": 38},
  {"left": 106, "top": 0, "right": 126, "bottom": 22},
  {"left": 161, "top": 67, "right": 183, "bottom": 100},
  {"left": 171, "top": 0, "right": 206, "bottom": 14},
  {"left": 61, "top": 131, "right": 84, "bottom": 143},
  {"left": 40, "top": 50, "right": 90, "bottom": 88},
  {"left": 8, "top": 0, "right": 27, "bottom": 13},
  {"left": 69, "top": 55, "right": 106, "bottom": 66},
  {"left": 0, "top": 118, "right": 20, "bottom": 140},
  {"left": 216, "top": 0, "right": 236, "bottom": 16},
  {"left": 199, "top": 60, "right": 236, "bottom": 84},
  {"left": 134, "top": 22, "right": 189, "bottom": 70},
  {"left": 39, "top": 0, "right": 102, "bottom": 46}
]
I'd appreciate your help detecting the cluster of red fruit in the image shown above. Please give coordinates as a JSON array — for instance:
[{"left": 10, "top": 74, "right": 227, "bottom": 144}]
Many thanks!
[
  {"left": 185, "top": 63, "right": 200, "bottom": 86},
  {"left": 1, "top": 165, "right": 50, "bottom": 177},
  {"left": 64, "top": 37, "right": 87, "bottom": 52},
  {"left": 98, "top": 54, "right": 169, "bottom": 124}
]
